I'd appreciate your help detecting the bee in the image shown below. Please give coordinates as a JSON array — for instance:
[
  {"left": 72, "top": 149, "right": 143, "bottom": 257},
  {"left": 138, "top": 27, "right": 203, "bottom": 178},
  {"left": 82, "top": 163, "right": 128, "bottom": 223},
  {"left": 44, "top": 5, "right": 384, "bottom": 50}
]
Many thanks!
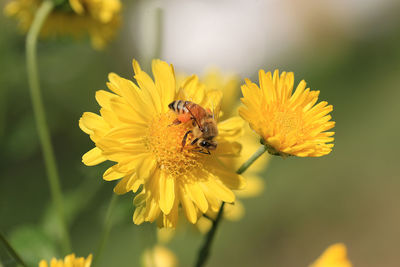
[{"left": 168, "top": 100, "right": 218, "bottom": 154}]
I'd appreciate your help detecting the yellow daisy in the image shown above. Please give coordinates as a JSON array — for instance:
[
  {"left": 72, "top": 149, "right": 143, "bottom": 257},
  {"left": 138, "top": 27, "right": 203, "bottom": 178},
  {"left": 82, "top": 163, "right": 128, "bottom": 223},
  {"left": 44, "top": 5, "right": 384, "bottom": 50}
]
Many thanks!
[
  {"left": 142, "top": 245, "right": 177, "bottom": 267},
  {"left": 239, "top": 69, "right": 335, "bottom": 157},
  {"left": 39, "top": 253, "right": 92, "bottom": 267},
  {"left": 79, "top": 59, "right": 246, "bottom": 228},
  {"left": 192, "top": 69, "right": 269, "bottom": 233},
  {"left": 4, "top": 0, "right": 121, "bottom": 49},
  {"left": 309, "top": 243, "right": 352, "bottom": 267}
]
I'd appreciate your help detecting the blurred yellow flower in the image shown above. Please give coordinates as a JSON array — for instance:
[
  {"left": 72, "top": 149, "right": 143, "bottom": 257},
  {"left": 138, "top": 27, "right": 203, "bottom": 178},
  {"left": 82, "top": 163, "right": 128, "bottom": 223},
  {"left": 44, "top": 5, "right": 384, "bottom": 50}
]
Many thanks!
[
  {"left": 79, "top": 59, "right": 246, "bottom": 228},
  {"left": 200, "top": 68, "right": 241, "bottom": 117},
  {"left": 38, "top": 253, "right": 92, "bottom": 267},
  {"left": 143, "top": 245, "right": 177, "bottom": 267},
  {"left": 310, "top": 243, "right": 352, "bottom": 267},
  {"left": 239, "top": 69, "right": 335, "bottom": 157},
  {"left": 4, "top": 0, "right": 121, "bottom": 49},
  {"left": 193, "top": 69, "right": 269, "bottom": 233}
]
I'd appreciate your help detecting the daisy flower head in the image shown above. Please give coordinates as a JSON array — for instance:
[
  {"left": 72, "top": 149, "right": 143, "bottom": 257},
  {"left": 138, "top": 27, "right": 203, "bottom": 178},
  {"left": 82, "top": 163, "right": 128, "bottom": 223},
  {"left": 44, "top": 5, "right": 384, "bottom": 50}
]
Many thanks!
[
  {"left": 79, "top": 59, "right": 246, "bottom": 228},
  {"left": 239, "top": 69, "right": 335, "bottom": 157},
  {"left": 4, "top": 0, "right": 121, "bottom": 49},
  {"left": 309, "top": 243, "right": 352, "bottom": 267},
  {"left": 39, "top": 253, "right": 92, "bottom": 267}
]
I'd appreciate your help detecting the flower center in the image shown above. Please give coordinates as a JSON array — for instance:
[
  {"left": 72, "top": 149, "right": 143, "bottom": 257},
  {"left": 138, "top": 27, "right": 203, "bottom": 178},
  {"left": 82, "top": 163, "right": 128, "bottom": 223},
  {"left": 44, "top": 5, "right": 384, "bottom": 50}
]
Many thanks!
[
  {"left": 145, "top": 111, "right": 204, "bottom": 177},
  {"left": 267, "top": 103, "right": 305, "bottom": 140}
]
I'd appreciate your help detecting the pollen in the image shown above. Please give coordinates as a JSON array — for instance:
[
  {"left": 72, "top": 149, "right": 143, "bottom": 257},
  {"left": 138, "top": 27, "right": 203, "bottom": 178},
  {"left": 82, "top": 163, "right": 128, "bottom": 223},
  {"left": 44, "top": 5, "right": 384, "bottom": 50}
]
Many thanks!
[{"left": 145, "top": 111, "right": 204, "bottom": 177}]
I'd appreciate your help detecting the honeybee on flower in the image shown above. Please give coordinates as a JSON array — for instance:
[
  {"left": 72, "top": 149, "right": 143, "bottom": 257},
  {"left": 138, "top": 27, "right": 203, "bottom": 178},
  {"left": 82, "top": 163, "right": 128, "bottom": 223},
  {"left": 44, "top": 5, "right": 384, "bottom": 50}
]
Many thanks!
[
  {"left": 168, "top": 100, "right": 219, "bottom": 153},
  {"left": 79, "top": 59, "right": 246, "bottom": 228}
]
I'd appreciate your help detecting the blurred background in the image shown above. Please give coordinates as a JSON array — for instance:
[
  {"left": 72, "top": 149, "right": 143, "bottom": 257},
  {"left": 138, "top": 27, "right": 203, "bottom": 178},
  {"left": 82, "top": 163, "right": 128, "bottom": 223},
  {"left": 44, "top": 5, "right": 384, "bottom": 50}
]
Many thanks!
[{"left": 1, "top": 0, "right": 400, "bottom": 266}]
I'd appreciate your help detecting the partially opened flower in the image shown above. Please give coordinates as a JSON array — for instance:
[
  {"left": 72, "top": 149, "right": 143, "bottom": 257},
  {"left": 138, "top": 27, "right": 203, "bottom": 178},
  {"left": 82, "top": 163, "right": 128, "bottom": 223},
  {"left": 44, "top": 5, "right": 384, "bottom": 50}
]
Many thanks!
[
  {"left": 309, "top": 243, "right": 352, "bottom": 267},
  {"left": 4, "top": 0, "right": 121, "bottom": 49},
  {"left": 39, "top": 253, "right": 92, "bottom": 267},
  {"left": 79, "top": 59, "right": 245, "bottom": 228},
  {"left": 239, "top": 70, "right": 335, "bottom": 157}
]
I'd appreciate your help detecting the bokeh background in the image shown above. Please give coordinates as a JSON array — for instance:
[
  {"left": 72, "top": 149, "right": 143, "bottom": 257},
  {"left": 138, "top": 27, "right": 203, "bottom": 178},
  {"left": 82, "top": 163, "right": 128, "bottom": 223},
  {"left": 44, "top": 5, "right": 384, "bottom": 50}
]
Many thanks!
[{"left": 1, "top": 0, "right": 400, "bottom": 266}]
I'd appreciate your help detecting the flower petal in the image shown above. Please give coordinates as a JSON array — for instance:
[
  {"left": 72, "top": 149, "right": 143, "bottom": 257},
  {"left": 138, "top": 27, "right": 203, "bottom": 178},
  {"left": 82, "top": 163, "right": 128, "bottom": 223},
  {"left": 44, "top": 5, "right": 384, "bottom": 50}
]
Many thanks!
[
  {"left": 82, "top": 147, "right": 106, "bottom": 166},
  {"left": 158, "top": 172, "right": 175, "bottom": 214}
]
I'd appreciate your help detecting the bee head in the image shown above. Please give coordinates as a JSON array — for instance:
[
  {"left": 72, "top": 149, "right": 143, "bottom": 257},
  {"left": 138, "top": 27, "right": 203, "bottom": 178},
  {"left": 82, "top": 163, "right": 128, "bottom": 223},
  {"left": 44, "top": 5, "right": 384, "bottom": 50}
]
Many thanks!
[{"left": 199, "top": 139, "right": 217, "bottom": 150}]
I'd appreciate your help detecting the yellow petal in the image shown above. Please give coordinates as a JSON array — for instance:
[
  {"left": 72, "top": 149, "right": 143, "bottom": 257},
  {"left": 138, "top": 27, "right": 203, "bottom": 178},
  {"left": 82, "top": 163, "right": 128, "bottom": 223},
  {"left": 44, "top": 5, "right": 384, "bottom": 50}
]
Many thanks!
[
  {"left": 235, "top": 175, "right": 265, "bottom": 198},
  {"left": 137, "top": 156, "right": 157, "bottom": 180},
  {"left": 158, "top": 172, "right": 175, "bottom": 214},
  {"left": 103, "top": 164, "right": 126, "bottom": 181},
  {"left": 162, "top": 200, "right": 179, "bottom": 228},
  {"left": 38, "top": 260, "right": 48, "bottom": 267},
  {"left": 144, "top": 197, "right": 160, "bottom": 222},
  {"left": 79, "top": 112, "right": 108, "bottom": 136},
  {"left": 217, "top": 116, "right": 245, "bottom": 141},
  {"left": 223, "top": 201, "right": 244, "bottom": 221},
  {"left": 178, "top": 75, "right": 205, "bottom": 104},
  {"left": 132, "top": 60, "right": 162, "bottom": 114},
  {"left": 201, "top": 89, "right": 223, "bottom": 112},
  {"left": 185, "top": 183, "right": 208, "bottom": 213},
  {"left": 152, "top": 59, "right": 176, "bottom": 111},
  {"left": 204, "top": 178, "right": 235, "bottom": 203},
  {"left": 178, "top": 184, "right": 197, "bottom": 224},
  {"left": 95, "top": 90, "right": 118, "bottom": 109},
  {"left": 82, "top": 147, "right": 106, "bottom": 166},
  {"left": 196, "top": 217, "right": 212, "bottom": 234},
  {"left": 113, "top": 176, "right": 131, "bottom": 195},
  {"left": 213, "top": 141, "right": 242, "bottom": 157},
  {"left": 310, "top": 243, "right": 352, "bottom": 267}
]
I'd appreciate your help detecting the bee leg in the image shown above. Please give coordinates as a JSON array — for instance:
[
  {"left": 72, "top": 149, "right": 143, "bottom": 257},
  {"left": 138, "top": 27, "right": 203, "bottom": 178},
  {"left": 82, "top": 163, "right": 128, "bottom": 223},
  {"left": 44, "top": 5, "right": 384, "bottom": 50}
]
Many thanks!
[
  {"left": 181, "top": 130, "right": 192, "bottom": 151},
  {"left": 168, "top": 118, "right": 181, "bottom": 127},
  {"left": 190, "top": 138, "right": 199, "bottom": 145},
  {"left": 193, "top": 149, "right": 211, "bottom": 155}
]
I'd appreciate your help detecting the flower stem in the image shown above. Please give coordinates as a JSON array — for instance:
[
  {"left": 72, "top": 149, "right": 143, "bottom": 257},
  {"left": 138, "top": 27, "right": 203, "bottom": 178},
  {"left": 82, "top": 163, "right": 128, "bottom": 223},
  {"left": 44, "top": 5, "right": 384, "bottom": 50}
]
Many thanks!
[
  {"left": 93, "top": 193, "right": 118, "bottom": 267},
  {"left": 195, "top": 202, "right": 225, "bottom": 267},
  {"left": 236, "top": 145, "right": 268, "bottom": 174},
  {"left": 195, "top": 145, "right": 268, "bottom": 267},
  {"left": 0, "top": 232, "right": 27, "bottom": 267},
  {"left": 26, "top": 0, "right": 71, "bottom": 254}
]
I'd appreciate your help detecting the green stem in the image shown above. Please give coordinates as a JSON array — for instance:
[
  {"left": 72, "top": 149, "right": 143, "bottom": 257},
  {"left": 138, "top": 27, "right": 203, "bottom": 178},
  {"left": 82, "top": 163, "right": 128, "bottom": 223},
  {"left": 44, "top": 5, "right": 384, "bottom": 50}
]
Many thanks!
[
  {"left": 195, "top": 145, "right": 268, "bottom": 267},
  {"left": 26, "top": 0, "right": 71, "bottom": 254},
  {"left": 236, "top": 145, "right": 268, "bottom": 174},
  {"left": 195, "top": 202, "right": 225, "bottom": 267},
  {"left": 93, "top": 193, "right": 118, "bottom": 267},
  {"left": 0, "top": 232, "right": 27, "bottom": 267}
]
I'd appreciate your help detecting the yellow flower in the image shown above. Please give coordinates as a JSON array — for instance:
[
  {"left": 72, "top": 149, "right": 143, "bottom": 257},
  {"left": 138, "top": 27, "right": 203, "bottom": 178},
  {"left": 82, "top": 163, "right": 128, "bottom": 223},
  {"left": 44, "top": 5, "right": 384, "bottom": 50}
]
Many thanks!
[
  {"left": 310, "top": 243, "right": 352, "bottom": 267},
  {"left": 4, "top": 0, "right": 121, "bottom": 49},
  {"left": 79, "top": 59, "right": 246, "bottom": 228},
  {"left": 187, "top": 69, "right": 269, "bottom": 233},
  {"left": 142, "top": 245, "right": 177, "bottom": 267},
  {"left": 38, "top": 254, "right": 92, "bottom": 267},
  {"left": 239, "top": 69, "right": 335, "bottom": 157},
  {"left": 200, "top": 68, "right": 241, "bottom": 118}
]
